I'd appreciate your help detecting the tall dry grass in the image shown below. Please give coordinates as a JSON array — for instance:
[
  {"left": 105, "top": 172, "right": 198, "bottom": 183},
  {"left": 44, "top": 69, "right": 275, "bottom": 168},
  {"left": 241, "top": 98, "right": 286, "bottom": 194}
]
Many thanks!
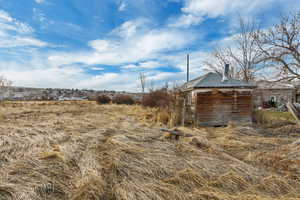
[{"left": 0, "top": 101, "right": 299, "bottom": 199}]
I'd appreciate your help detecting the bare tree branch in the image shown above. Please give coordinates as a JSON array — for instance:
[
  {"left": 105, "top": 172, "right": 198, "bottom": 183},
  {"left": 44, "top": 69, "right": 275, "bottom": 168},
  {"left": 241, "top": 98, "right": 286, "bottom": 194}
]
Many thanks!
[
  {"left": 254, "top": 12, "right": 300, "bottom": 81},
  {"left": 203, "top": 16, "right": 263, "bottom": 82},
  {"left": 139, "top": 72, "right": 146, "bottom": 93}
]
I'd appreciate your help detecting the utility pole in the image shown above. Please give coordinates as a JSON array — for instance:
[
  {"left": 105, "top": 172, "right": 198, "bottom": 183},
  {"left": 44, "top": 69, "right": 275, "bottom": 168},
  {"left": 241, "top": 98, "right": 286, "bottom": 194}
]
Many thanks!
[
  {"left": 182, "top": 54, "right": 190, "bottom": 127},
  {"left": 139, "top": 72, "right": 146, "bottom": 93},
  {"left": 187, "top": 54, "right": 190, "bottom": 82}
]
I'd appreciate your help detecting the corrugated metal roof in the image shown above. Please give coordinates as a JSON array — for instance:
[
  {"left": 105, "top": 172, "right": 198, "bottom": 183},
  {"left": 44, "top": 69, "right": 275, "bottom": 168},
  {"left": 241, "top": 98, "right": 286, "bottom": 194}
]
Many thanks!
[
  {"left": 256, "top": 81, "right": 295, "bottom": 89},
  {"left": 182, "top": 72, "right": 256, "bottom": 90}
]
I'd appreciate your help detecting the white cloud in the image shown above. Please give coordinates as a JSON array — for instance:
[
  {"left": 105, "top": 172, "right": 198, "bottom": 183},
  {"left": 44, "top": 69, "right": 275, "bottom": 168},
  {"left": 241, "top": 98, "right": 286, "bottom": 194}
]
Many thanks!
[
  {"left": 116, "top": 21, "right": 138, "bottom": 38},
  {"left": 35, "top": 0, "right": 46, "bottom": 4},
  {"left": 0, "top": 65, "right": 85, "bottom": 89},
  {"left": 140, "top": 61, "right": 163, "bottom": 69},
  {"left": 91, "top": 67, "right": 105, "bottom": 71},
  {"left": 121, "top": 64, "right": 138, "bottom": 69},
  {"left": 170, "top": 0, "right": 275, "bottom": 27},
  {"left": 88, "top": 40, "right": 113, "bottom": 52},
  {"left": 42, "top": 18, "right": 200, "bottom": 91},
  {"left": 111, "top": 19, "right": 150, "bottom": 38},
  {"left": 0, "top": 48, "right": 207, "bottom": 91},
  {"left": 75, "top": 73, "right": 119, "bottom": 89},
  {"left": 1, "top": 58, "right": 139, "bottom": 91},
  {"left": 75, "top": 70, "right": 186, "bottom": 92},
  {"left": 0, "top": 36, "right": 47, "bottom": 48},
  {"left": 0, "top": 57, "right": 187, "bottom": 91},
  {"left": 0, "top": 10, "right": 33, "bottom": 33},
  {"left": 0, "top": 10, "right": 13, "bottom": 22},
  {"left": 170, "top": 14, "right": 203, "bottom": 28},
  {"left": 33, "top": 8, "right": 48, "bottom": 24},
  {"left": 0, "top": 13, "right": 201, "bottom": 91},
  {"left": 0, "top": 9, "right": 47, "bottom": 47},
  {"left": 49, "top": 20, "right": 196, "bottom": 66},
  {"left": 121, "top": 61, "right": 163, "bottom": 70},
  {"left": 136, "top": 29, "right": 190, "bottom": 54}
]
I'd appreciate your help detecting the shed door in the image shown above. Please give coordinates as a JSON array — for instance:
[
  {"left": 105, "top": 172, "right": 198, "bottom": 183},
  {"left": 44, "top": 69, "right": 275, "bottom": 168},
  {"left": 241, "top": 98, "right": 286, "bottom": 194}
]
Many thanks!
[{"left": 196, "top": 90, "right": 252, "bottom": 126}]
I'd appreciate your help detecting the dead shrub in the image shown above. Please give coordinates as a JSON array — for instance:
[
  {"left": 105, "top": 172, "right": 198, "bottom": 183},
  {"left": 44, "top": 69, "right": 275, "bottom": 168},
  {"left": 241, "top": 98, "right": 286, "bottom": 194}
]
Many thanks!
[
  {"left": 157, "top": 109, "right": 170, "bottom": 125},
  {"left": 96, "top": 95, "right": 111, "bottom": 104},
  {"left": 142, "top": 89, "right": 171, "bottom": 108},
  {"left": 112, "top": 95, "right": 135, "bottom": 105},
  {"left": 142, "top": 88, "right": 182, "bottom": 127}
]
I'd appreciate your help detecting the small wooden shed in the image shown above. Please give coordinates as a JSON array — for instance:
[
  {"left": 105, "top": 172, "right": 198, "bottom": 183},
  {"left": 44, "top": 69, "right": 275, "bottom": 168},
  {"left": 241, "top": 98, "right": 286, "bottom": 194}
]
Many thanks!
[{"left": 181, "top": 67, "right": 256, "bottom": 126}]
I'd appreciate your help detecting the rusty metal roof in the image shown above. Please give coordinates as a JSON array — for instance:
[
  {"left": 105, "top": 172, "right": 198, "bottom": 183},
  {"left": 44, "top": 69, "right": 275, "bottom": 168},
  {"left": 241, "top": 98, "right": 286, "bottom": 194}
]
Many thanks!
[{"left": 182, "top": 72, "right": 256, "bottom": 90}]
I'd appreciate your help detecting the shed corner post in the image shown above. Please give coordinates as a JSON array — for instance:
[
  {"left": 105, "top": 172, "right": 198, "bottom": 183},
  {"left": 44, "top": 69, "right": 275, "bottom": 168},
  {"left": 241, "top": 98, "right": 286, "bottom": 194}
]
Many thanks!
[
  {"left": 181, "top": 96, "right": 186, "bottom": 126},
  {"left": 193, "top": 91, "right": 198, "bottom": 127}
]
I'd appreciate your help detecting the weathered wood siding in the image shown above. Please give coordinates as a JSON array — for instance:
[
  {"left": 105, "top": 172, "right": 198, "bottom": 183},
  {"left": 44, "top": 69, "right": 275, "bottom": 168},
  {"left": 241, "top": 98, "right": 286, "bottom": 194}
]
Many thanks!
[{"left": 196, "top": 90, "right": 253, "bottom": 126}]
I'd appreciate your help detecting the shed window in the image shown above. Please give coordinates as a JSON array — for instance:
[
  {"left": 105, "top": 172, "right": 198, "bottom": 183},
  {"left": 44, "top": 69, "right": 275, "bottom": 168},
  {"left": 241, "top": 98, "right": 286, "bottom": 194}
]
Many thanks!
[{"left": 269, "top": 96, "right": 276, "bottom": 103}]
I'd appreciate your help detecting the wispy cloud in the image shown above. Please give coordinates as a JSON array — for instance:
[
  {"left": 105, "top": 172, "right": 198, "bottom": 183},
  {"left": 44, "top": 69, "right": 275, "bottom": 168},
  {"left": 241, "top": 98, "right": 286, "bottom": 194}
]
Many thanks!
[
  {"left": 91, "top": 67, "right": 105, "bottom": 71},
  {"left": 118, "top": 0, "right": 127, "bottom": 11},
  {"left": 0, "top": 10, "right": 47, "bottom": 47},
  {"left": 111, "top": 19, "right": 146, "bottom": 38},
  {"left": 121, "top": 61, "right": 163, "bottom": 70},
  {"left": 35, "top": 0, "right": 46, "bottom": 4},
  {"left": 49, "top": 19, "right": 197, "bottom": 66}
]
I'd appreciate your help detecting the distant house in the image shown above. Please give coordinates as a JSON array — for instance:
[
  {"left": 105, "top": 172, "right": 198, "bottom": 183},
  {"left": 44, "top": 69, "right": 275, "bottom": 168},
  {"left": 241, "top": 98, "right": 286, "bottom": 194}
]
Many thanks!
[
  {"left": 181, "top": 64, "right": 256, "bottom": 126},
  {"left": 253, "top": 81, "right": 296, "bottom": 108}
]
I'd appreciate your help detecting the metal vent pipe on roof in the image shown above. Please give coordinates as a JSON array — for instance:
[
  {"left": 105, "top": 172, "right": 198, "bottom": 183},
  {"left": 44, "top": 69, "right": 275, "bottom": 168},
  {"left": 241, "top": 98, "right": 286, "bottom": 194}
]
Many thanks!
[{"left": 222, "top": 64, "right": 229, "bottom": 82}]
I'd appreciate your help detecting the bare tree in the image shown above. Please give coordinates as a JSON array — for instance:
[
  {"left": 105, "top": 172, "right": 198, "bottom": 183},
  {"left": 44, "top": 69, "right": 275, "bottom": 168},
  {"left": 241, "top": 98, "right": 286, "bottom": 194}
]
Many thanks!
[
  {"left": 229, "top": 16, "right": 263, "bottom": 82},
  {"left": 139, "top": 72, "right": 146, "bottom": 93},
  {"left": 164, "top": 81, "right": 169, "bottom": 90},
  {"left": 149, "top": 79, "right": 155, "bottom": 92},
  {"left": 203, "top": 16, "right": 262, "bottom": 82},
  {"left": 0, "top": 75, "right": 12, "bottom": 88},
  {"left": 203, "top": 47, "right": 237, "bottom": 78},
  {"left": 254, "top": 12, "right": 300, "bottom": 82}
]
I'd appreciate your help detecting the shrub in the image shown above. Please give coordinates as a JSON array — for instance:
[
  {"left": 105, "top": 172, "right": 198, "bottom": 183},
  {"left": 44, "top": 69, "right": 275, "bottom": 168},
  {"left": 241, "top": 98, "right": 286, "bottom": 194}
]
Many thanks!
[
  {"left": 112, "top": 95, "right": 135, "bottom": 105},
  {"left": 142, "top": 89, "right": 171, "bottom": 108},
  {"left": 96, "top": 95, "right": 111, "bottom": 104},
  {"left": 142, "top": 88, "right": 183, "bottom": 127}
]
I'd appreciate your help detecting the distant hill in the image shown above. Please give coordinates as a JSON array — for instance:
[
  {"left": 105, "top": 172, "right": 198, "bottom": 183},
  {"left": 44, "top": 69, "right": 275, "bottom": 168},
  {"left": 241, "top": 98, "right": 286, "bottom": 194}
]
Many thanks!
[{"left": 0, "top": 86, "right": 142, "bottom": 101}]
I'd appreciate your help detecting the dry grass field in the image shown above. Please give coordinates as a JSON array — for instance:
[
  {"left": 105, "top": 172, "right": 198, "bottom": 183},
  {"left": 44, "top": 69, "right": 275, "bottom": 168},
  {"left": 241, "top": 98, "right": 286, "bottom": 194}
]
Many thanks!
[{"left": 0, "top": 101, "right": 300, "bottom": 200}]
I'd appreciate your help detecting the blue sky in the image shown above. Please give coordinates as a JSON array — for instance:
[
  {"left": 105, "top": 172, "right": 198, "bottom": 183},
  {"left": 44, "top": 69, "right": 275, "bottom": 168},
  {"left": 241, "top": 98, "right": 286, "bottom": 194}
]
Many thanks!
[{"left": 0, "top": 0, "right": 299, "bottom": 91}]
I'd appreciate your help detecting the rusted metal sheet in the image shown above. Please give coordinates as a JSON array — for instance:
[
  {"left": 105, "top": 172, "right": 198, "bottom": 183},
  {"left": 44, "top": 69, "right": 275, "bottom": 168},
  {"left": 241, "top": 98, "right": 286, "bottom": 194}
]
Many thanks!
[{"left": 196, "top": 90, "right": 252, "bottom": 126}]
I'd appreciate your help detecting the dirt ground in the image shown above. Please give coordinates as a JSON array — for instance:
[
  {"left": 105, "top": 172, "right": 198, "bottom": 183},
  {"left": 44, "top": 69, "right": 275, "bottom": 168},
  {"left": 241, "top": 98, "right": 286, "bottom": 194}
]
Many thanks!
[{"left": 0, "top": 101, "right": 300, "bottom": 200}]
